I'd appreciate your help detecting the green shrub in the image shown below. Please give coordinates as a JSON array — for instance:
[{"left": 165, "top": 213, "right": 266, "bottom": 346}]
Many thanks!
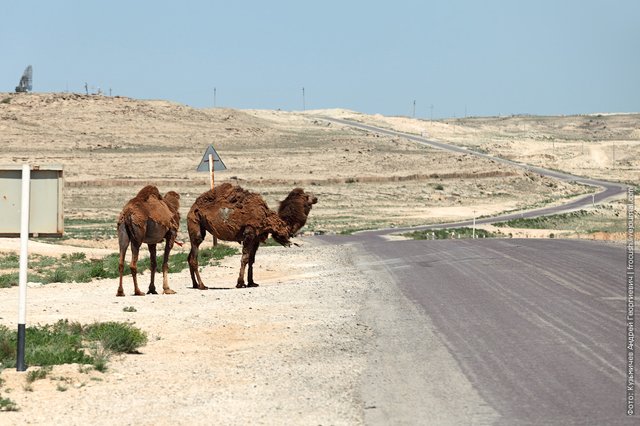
[
  {"left": 26, "top": 366, "right": 52, "bottom": 384},
  {"left": 0, "top": 396, "right": 19, "bottom": 411},
  {"left": 83, "top": 321, "right": 147, "bottom": 354},
  {"left": 0, "top": 253, "right": 19, "bottom": 268},
  {"left": 403, "top": 227, "right": 502, "bottom": 240},
  {"left": 0, "top": 272, "right": 19, "bottom": 288},
  {"left": 0, "top": 320, "right": 146, "bottom": 370}
]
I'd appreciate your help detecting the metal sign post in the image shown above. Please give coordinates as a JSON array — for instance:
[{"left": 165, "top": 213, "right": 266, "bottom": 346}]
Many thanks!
[{"left": 16, "top": 165, "right": 30, "bottom": 371}]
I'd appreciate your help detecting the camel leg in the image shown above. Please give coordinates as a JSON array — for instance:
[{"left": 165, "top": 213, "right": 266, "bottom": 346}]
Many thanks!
[
  {"left": 147, "top": 244, "right": 158, "bottom": 295},
  {"left": 130, "top": 243, "right": 145, "bottom": 296},
  {"left": 247, "top": 243, "right": 260, "bottom": 287},
  {"left": 187, "top": 233, "right": 208, "bottom": 290},
  {"left": 161, "top": 237, "right": 176, "bottom": 294},
  {"left": 237, "top": 230, "right": 257, "bottom": 288},
  {"left": 117, "top": 223, "right": 129, "bottom": 297}
]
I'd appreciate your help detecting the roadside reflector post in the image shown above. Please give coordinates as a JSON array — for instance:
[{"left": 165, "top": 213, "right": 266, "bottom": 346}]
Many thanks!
[
  {"left": 17, "top": 164, "right": 30, "bottom": 372},
  {"left": 472, "top": 211, "right": 476, "bottom": 239}
]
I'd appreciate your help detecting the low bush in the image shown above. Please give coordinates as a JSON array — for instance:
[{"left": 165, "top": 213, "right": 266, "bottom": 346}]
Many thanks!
[{"left": 0, "top": 319, "right": 147, "bottom": 369}]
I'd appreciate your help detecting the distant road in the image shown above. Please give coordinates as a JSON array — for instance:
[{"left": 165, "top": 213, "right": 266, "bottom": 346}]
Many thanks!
[{"left": 318, "top": 116, "right": 628, "bottom": 235}]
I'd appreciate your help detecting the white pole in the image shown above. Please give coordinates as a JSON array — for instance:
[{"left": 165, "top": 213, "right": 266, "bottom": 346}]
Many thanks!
[
  {"left": 472, "top": 211, "right": 476, "bottom": 239},
  {"left": 17, "top": 164, "right": 30, "bottom": 371}
]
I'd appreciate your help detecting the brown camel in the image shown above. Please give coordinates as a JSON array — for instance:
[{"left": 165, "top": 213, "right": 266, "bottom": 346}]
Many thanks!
[
  {"left": 117, "top": 185, "right": 181, "bottom": 296},
  {"left": 187, "top": 183, "right": 317, "bottom": 289}
]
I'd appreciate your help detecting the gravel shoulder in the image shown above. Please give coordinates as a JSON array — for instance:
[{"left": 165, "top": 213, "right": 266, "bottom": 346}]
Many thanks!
[{"left": 0, "top": 240, "right": 373, "bottom": 425}]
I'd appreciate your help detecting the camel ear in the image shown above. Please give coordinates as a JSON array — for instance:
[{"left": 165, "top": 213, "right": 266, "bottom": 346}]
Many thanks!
[{"left": 307, "top": 194, "right": 318, "bottom": 205}]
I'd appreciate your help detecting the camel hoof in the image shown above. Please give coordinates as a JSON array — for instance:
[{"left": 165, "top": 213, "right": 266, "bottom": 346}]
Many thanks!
[
  {"left": 247, "top": 283, "right": 259, "bottom": 288},
  {"left": 147, "top": 288, "right": 158, "bottom": 295},
  {"left": 134, "top": 291, "right": 145, "bottom": 296},
  {"left": 163, "top": 289, "right": 176, "bottom": 295},
  {"left": 236, "top": 283, "right": 246, "bottom": 289},
  {"left": 198, "top": 285, "right": 209, "bottom": 291},
  {"left": 116, "top": 292, "right": 125, "bottom": 297}
]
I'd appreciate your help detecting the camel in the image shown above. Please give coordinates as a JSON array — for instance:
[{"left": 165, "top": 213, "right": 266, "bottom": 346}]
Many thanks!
[
  {"left": 117, "top": 185, "right": 181, "bottom": 296},
  {"left": 187, "top": 183, "right": 317, "bottom": 289}
]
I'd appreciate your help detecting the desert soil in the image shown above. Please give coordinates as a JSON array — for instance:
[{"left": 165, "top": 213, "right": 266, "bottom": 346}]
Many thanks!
[
  {"left": 0, "top": 93, "right": 636, "bottom": 424},
  {"left": 0, "top": 240, "right": 376, "bottom": 425}
]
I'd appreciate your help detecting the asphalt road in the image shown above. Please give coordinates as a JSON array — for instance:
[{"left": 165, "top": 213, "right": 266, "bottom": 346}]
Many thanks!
[
  {"left": 314, "top": 118, "right": 634, "bottom": 423},
  {"left": 318, "top": 235, "right": 633, "bottom": 424}
]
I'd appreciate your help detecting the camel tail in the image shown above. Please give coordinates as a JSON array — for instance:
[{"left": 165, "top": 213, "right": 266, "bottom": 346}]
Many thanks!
[{"left": 117, "top": 214, "right": 136, "bottom": 247}]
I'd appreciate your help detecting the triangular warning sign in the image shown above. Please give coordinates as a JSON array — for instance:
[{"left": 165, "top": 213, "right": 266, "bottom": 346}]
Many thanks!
[{"left": 196, "top": 145, "right": 227, "bottom": 172}]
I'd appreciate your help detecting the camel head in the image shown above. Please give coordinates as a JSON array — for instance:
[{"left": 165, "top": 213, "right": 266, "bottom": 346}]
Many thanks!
[
  {"left": 278, "top": 188, "right": 318, "bottom": 237},
  {"left": 163, "top": 191, "right": 180, "bottom": 213}
]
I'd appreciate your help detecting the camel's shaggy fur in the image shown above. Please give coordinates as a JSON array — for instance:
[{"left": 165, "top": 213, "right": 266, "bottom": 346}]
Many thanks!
[
  {"left": 117, "top": 185, "right": 181, "bottom": 296},
  {"left": 187, "top": 183, "right": 317, "bottom": 289}
]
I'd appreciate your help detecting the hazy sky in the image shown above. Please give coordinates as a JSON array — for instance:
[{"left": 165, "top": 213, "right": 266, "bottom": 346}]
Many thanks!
[{"left": 2, "top": 0, "right": 638, "bottom": 118}]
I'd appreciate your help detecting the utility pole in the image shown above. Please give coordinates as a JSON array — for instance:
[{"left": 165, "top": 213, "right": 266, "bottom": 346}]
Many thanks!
[
  {"left": 214, "top": 87, "right": 217, "bottom": 108},
  {"left": 412, "top": 100, "right": 416, "bottom": 118},
  {"left": 302, "top": 87, "right": 306, "bottom": 111}
]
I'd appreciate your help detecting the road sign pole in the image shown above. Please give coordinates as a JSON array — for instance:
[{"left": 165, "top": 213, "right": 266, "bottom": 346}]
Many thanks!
[
  {"left": 208, "top": 154, "right": 214, "bottom": 190},
  {"left": 17, "top": 164, "right": 30, "bottom": 372}
]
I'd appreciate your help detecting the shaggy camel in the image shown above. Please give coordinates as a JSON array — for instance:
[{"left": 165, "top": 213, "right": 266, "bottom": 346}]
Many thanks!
[
  {"left": 117, "top": 185, "right": 181, "bottom": 296},
  {"left": 187, "top": 183, "right": 317, "bottom": 289}
]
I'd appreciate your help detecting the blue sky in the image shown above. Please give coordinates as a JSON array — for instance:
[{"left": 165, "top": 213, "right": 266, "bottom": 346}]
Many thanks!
[{"left": 1, "top": 0, "right": 638, "bottom": 118}]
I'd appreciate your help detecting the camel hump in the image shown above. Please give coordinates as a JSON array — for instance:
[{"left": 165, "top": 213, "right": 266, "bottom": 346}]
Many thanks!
[
  {"left": 196, "top": 183, "right": 252, "bottom": 208},
  {"left": 118, "top": 186, "right": 179, "bottom": 232},
  {"left": 135, "top": 185, "right": 163, "bottom": 202}
]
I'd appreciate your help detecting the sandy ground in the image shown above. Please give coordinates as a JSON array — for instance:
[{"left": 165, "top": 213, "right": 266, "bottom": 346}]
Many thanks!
[
  {"left": 0, "top": 93, "right": 635, "bottom": 424},
  {"left": 0, "top": 240, "right": 378, "bottom": 425}
]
